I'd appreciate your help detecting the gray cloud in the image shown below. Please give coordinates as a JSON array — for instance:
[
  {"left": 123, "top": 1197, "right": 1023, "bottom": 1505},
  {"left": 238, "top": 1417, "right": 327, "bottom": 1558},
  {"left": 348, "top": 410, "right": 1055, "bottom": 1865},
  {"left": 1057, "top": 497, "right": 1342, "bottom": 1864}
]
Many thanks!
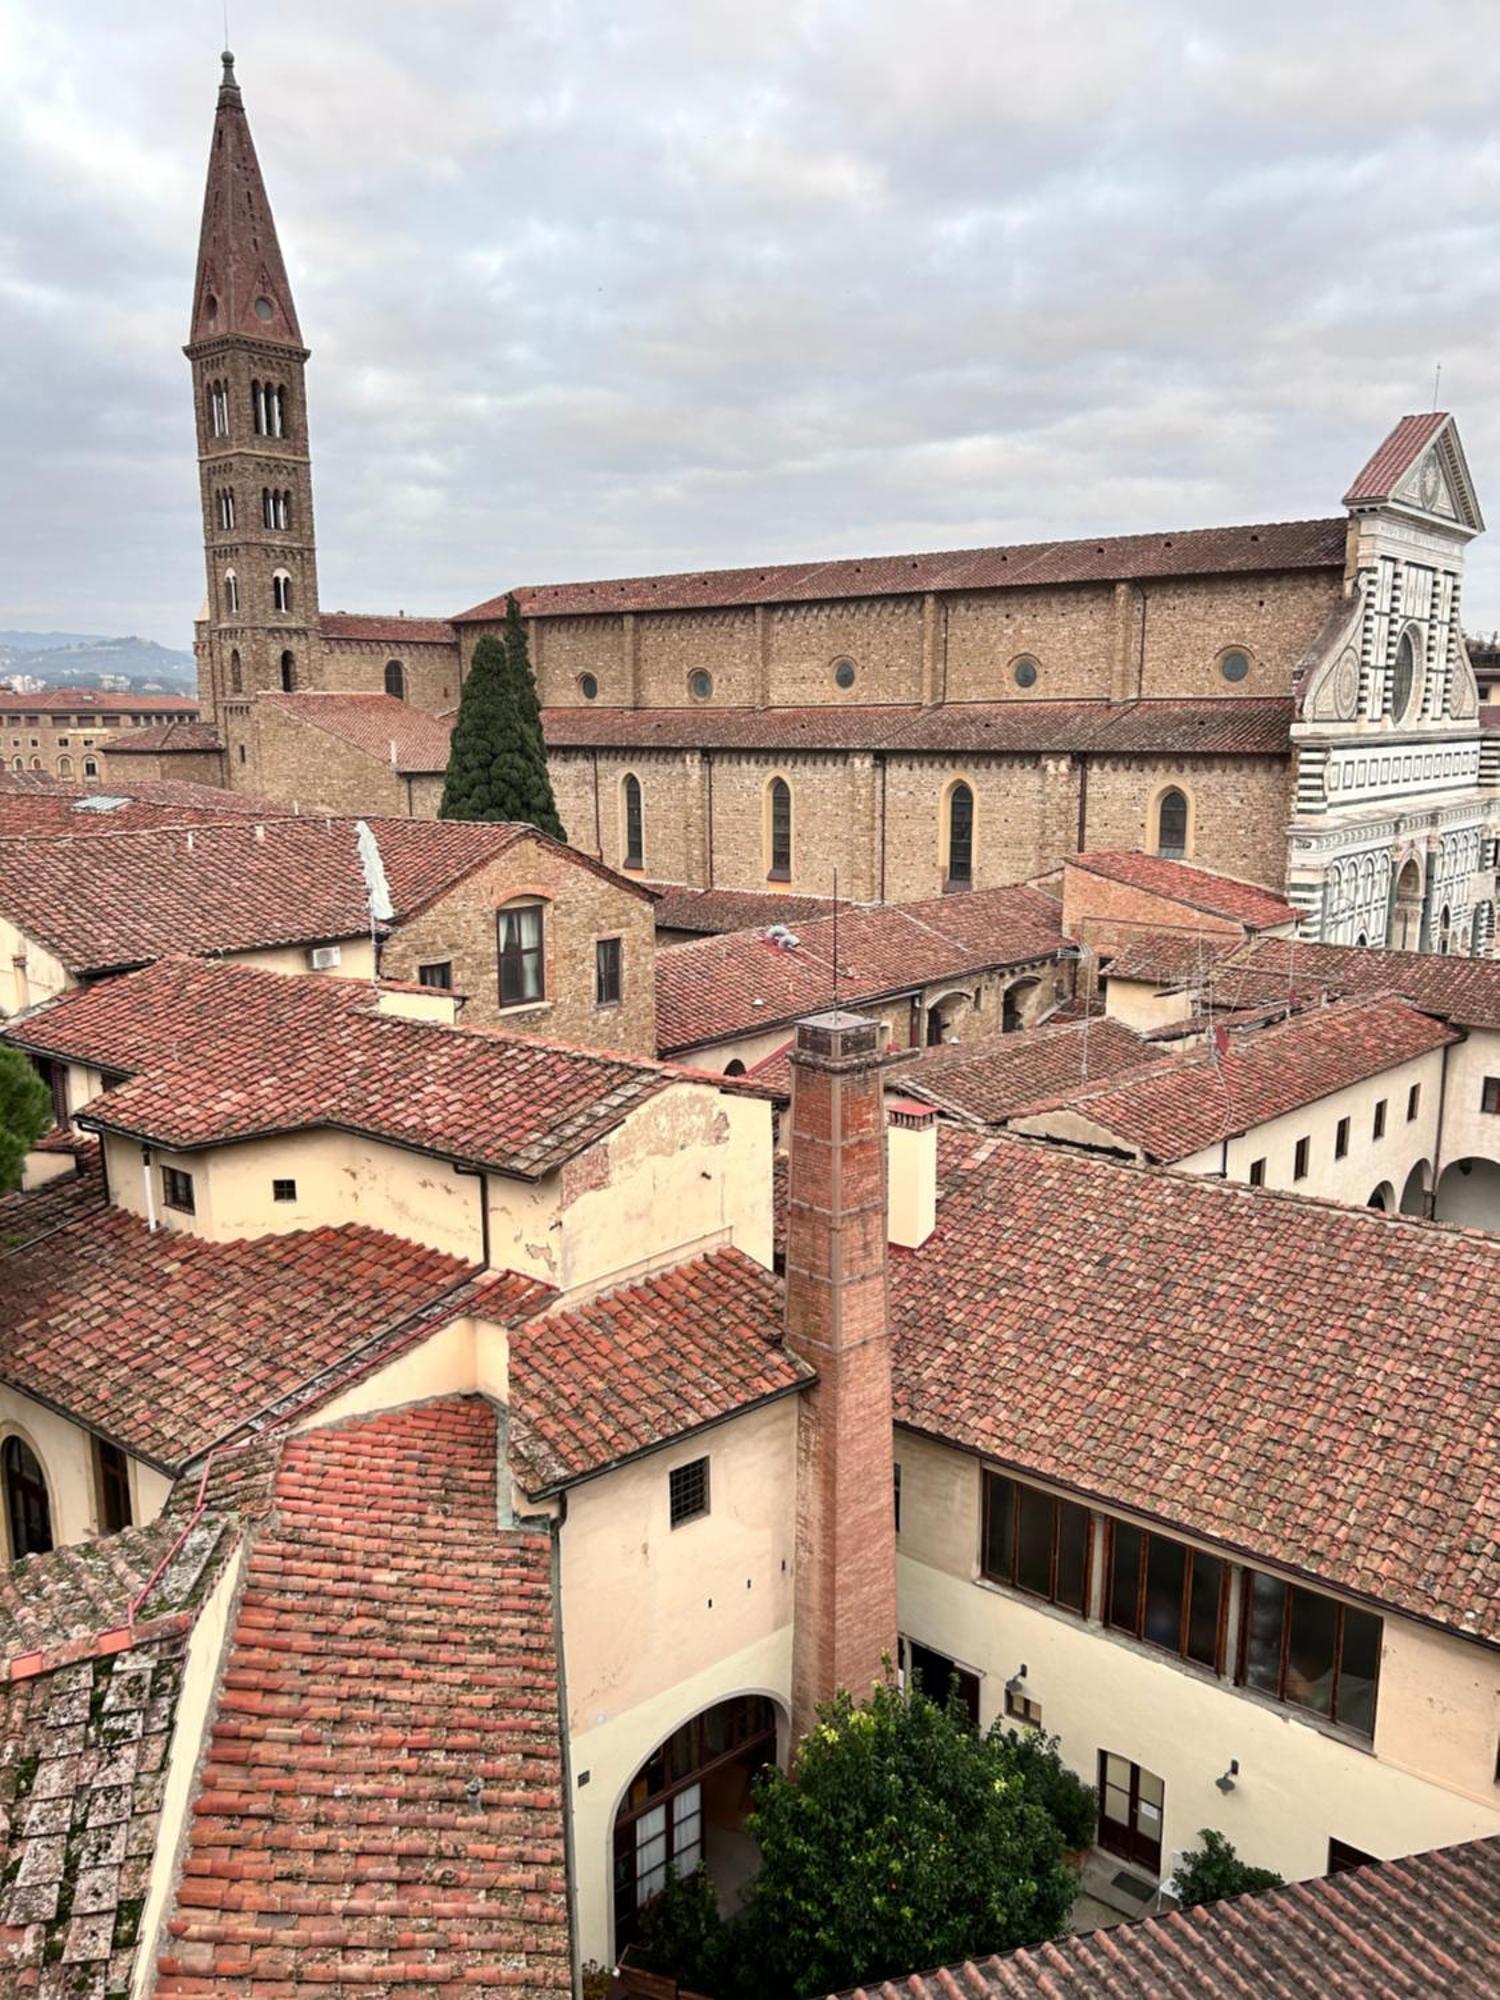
[{"left": 3, "top": 0, "right": 1500, "bottom": 645}]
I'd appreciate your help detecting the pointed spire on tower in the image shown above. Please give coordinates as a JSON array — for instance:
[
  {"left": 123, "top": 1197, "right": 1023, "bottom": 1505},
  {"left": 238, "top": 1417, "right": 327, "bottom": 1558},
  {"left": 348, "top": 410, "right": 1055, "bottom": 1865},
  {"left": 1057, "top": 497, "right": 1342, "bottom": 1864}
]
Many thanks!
[{"left": 189, "top": 49, "right": 303, "bottom": 349}]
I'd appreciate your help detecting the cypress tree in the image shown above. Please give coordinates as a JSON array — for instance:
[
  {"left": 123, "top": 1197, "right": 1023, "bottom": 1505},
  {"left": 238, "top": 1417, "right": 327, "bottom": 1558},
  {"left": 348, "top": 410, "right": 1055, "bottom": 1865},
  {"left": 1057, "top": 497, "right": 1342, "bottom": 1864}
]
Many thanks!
[{"left": 439, "top": 595, "right": 566, "bottom": 836}]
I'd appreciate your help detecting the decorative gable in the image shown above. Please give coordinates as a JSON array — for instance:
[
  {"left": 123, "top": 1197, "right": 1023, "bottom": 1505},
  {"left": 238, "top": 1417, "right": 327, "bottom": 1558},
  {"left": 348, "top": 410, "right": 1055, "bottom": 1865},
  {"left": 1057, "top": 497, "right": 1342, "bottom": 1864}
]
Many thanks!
[{"left": 1343, "top": 413, "right": 1484, "bottom": 536}]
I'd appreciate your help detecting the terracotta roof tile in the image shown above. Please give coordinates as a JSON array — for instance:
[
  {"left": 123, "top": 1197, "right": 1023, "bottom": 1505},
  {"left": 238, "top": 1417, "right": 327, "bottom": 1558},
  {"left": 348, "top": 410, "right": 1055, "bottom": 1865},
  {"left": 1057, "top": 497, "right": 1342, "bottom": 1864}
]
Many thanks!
[
  {"left": 829, "top": 1835, "right": 1500, "bottom": 1998},
  {"left": 457, "top": 518, "right": 1345, "bottom": 621},
  {"left": 257, "top": 689, "right": 456, "bottom": 771},
  {"left": 1228, "top": 934, "right": 1500, "bottom": 1033},
  {"left": 0, "top": 769, "right": 296, "bottom": 825},
  {"left": 905, "top": 1016, "right": 1157, "bottom": 1127},
  {"left": 0, "top": 689, "right": 198, "bottom": 717},
  {"left": 649, "top": 881, "right": 837, "bottom": 935},
  {"left": 1, "top": 1208, "right": 474, "bottom": 1470},
  {"left": 156, "top": 1398, "right": 571, "bottom": 1995},
  {"left": 1343, "top": 411, "right": 1449, "bottom": 505},
  {"left": 656, "top": 886, "right": 1063, "bottom": 1053},
  {"left": 509, "top": 1248, "right": 811, "bottom": 1495},
  {"left": 893, "top": 1132, "right": 1500, "bottom": 1640},
  {"left": 0, "top": 1147, "right": 107, "bottom": 1251},
  {"left": 1069, "top": 849, "right": 1297, "bottom": 929},
  {"left": 542, "top": 697, "right": 1295, "bottom": 758},
  {"left": 319, "top": 611, "right": 457, "bottom": 644},
  {"left": 103, "top": 721, "right": 224, "bottom": 755},
  {"left": 1102, "top": 927, "right": 1244, "bottom": 984}
]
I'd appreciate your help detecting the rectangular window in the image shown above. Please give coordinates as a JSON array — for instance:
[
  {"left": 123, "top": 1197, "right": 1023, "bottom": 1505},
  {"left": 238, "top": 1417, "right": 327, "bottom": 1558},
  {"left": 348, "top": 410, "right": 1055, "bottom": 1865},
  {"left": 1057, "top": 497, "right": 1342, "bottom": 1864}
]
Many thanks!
[
  {"left": 769, "top": 781, "right": 792, "bottom": 880},
  {"left": 417, "top": 960, "right": 453, "bottom": 990},
  {"left": 1105, "top": 1521, "right": 1225, "bottom": 1670},
  {"left": 498, "top": 904, "right": 545, "bottom": 1007},
  {"left": 161, "top": 1166, "right": 195, "bottom": 1213},
  {"left": 1372, "top": 1099, "right": 1387, "bottom": 1140},
  {"left": 669, "top": 1456, "right": 710, "bottom": 1528},
  {"left": 1334, "top": 1117, "right": 1349, "bottom": 1160},
  {"left": 595, "top": 936, "right": 623, "bottom": 1007},
  {"left": 1293, "top": 1136, "right": 1310, "bottom": 1181},
  {"left": 893, "top": 1462, "right": 902, "bottom": 1533},
  {"left": 94, "top": 1438, "right": 132, "bottom": 1535},
  {"left": 981, "top": 1470, "right": 1089, "bottom": 1616},
  {"left": 1406, "top": 1083, "right": 1421, "bottom": 1122},
  {"left": 1248, "top": 1157, "right": 1266, "bottom": 1187},
  {"left": 1237, "top": 1572, "right": 1381, "bottom": 1738},
  {"left": 272, "top": 1178, "right": 297, "bottom": 1203},
  {"left": 1005, "top": 1686, "right": 1043, "bottom": 1727},
  {"left": 1481, "top": 1076, "right": 1500, "bottom": 1115}
]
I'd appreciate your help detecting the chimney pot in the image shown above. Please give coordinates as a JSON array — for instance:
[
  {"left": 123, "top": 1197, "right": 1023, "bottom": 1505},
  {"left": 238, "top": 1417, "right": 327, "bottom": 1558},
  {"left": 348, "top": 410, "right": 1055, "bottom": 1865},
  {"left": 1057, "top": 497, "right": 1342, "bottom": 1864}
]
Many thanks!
[{"left": 886, "top": 1097, "right": 937, "bottom": 1249}]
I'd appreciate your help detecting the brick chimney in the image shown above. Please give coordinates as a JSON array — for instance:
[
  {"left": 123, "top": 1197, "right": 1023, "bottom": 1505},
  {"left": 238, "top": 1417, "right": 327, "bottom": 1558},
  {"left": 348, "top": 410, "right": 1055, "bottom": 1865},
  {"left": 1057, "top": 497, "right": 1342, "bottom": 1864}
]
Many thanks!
[{"left": 784, "top": 1009, "right": 901, "bottom": 1743}]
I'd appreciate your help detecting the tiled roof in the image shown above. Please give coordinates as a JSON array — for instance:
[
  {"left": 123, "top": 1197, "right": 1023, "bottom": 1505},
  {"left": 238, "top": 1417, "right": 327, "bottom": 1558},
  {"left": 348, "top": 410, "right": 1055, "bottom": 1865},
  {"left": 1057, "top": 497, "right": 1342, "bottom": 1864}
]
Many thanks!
[
  {"left": 0, "top": 769, "right": 296, "bottom": 826},
  {"left": 1343, "top": 411, "right": 1449, "bottom": 504},
  {"left": 649, "top": 881, "right": 837, "bottom": 935},
  {"left": 656, "top": 886, "right": 1064, "bottom": 1052},
  {"left": 10, "top": 958, "right": 687, "bottom": 1179},
  {"left": 829, "top": 1835, "right": 1500, "bottom": 1999},
  {"left": 0, "top": 1147, "right": 107, "bottom": 1251},
  {"left": 892, "top": 1131, "right": 1500, "bottom": 1640},
  {"left": 1069, "top": 850, "right": 1297, "bottom": 929},
  {"left": 1, "top": 1207, "right": 473, "bottom": 1470},
  {"left": 1101, "top": 927, "right": 1243, "bottom": 984},
  {"left": 320, "top": 611, "right": 458, "bottom": 645},
  {"left": 0, "top": 689, "right": 197, "bottom": 716},
  {"left": 509, "top": 1248, "right": 811, "bottom": 1496},
  {"left": 0, "top": 811, "right": 634, "bottom": 971},
  {"left": 457, "top": 518, "right": 1345, "bottom": 621},
  {"left": 541, "top": 697, "right": 1295, "bottom": 759},
  {"left": 101, "top": 720, "right": 223, "bottom": 754},
  {"left": 904, "top": 1016, "right": 1157, "bottom": 1127},
  {"left": 156, "top": 1399, "right": 572, "bottom": 1995},
  {"left": 257, "top": 689, "right": 456, "bottom": 771},
  {"left": 1227, "top": 934, "right": 1500, "bottom": 1033},
  {"left": 1011, "top": 994, "right": 1458, "bottom": 1160}
]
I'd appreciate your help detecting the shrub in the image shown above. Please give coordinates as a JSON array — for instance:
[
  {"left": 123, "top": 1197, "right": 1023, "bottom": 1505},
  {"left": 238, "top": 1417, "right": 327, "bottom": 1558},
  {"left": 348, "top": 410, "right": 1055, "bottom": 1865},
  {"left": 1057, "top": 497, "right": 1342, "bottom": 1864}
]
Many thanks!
[
  {"left": 991, "top": 1728, "right": 1097, "bottom": 1851},
  {"left": 1172, "top": 1828, "right": 1284, "bottom": 1908}
]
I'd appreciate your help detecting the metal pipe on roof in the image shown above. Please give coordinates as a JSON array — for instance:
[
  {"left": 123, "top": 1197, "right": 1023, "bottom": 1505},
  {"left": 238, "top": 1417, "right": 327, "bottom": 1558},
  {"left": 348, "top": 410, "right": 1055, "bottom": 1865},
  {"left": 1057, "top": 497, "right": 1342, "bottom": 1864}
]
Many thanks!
[{"left": 141, "top": 1145, "right": 157, "bottom": 1233}]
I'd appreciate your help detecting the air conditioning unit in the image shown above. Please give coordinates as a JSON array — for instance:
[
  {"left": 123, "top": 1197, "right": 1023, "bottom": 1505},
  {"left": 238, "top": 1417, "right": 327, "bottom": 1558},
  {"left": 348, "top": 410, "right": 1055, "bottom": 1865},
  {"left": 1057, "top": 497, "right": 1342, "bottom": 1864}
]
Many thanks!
[{"left": 308, "top": 944, "right": 342, "bottom": 971}]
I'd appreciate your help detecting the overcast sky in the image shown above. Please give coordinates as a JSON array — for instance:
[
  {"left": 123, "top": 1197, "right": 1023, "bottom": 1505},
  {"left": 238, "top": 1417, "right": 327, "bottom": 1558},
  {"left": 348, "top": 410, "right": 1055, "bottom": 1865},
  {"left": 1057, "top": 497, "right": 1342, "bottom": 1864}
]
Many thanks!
[{"left": 4, "top": 1, "right": 1500, "bottom": 648}]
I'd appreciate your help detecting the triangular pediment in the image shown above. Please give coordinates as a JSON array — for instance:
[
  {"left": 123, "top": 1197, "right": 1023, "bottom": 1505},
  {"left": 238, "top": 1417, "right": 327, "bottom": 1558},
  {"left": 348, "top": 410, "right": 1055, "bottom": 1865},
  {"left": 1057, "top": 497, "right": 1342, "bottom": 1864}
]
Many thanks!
[{"left": 1344, "top": 413, "right": 1484, "bottom": 537}]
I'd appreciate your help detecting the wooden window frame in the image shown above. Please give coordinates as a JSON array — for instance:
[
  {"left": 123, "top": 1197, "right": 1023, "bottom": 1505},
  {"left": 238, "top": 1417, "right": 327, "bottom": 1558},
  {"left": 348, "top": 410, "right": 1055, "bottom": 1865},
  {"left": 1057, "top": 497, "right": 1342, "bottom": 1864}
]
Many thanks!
[
  {"left": 595, "top": 935, "right": 623, "bottom": 1008},
  {"left": 1293, "top": 1136, "right": 1310, "bottom": 1181},
  {"left": 1103, "top": 1519, "right": 1226, "bottom": 1672},
  {"left": 497, "top": 903, "right": 546, "bottom": 1009},
  {"left": 272, "top": 1178, "right": 297, "bottom": 1203},
  {"left": 161, "top": 1166, "right": 195, "bottom": 1214},
  {"left": 1372, "top": 1098, "right": 1387, "bottom": 1140},
  {"left": 1334, "top": 1117, "right": 1349, "bottom": 1160},
  {"left": 1248, "top": 1157, "right": 1266, "bottom": 1186},
  {"left": 1406, "top": 1083, "right": 1421, "bottom": 1122},
  {"left": 94, "top": 1437, "right": 132, "bottom": 1535},
  {"left": 1235, "top": 1572, "right": 1382, "bottom": 1739},
  {"left": 980, "top": 1469, "right": 1090, "bottom": 1618},
  {"left": 1480, "top": 1076, "right": 1500, "bottom": 1116},
  {"left": 417, "top": 961, "right": 454, "bottom": 990}
]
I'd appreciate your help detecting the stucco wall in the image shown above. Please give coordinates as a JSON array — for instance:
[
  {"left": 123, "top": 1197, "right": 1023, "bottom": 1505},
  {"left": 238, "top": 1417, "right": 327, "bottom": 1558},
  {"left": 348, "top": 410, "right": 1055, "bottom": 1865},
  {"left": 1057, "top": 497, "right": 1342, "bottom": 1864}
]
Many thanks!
[{"left": 0, "top": 1387, "right": 173, "bottom": 1559}]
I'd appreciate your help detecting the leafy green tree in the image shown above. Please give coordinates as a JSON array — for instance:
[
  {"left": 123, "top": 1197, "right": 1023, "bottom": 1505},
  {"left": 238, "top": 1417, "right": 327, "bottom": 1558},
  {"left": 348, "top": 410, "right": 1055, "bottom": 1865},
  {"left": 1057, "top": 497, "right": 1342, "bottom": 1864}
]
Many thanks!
[
  {"left": 657, "top": 1677, "right": 1080, "bottom": 1998},
  {"left": 1171, "top": 1828, "right": 1284, "bottom": 1908},
  {"left": 439, "top": 597, "right": 565, "bottom": 835},
  {"left": 989, "top": 1727, "right": 1097, "bottom": 1851},
  {"left": 0, "top": 1046, "right": 51, "bottom": 1192}
]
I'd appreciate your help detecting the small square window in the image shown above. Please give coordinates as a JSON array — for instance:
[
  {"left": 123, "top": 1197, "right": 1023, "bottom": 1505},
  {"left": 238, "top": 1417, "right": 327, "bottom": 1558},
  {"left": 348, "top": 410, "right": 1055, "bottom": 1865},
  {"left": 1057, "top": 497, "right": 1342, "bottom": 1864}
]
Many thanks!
[
  {"left": 1248, "top": 1158, "right": 1266, "bottom": 1187},
  {"left": 1483, "top": 1076, "right": 1500, "bottom": 1116},
  {"left": 272, "top": 1178, "right": 297, "bottom": 1203},
  {"left": 595, "top": 936, "right": 623, "bottom": 1007},
  {"left": 1407, "top": 1083, "right": 1421, "bottom": 1122},
  {"left": 162, "top": 1166, "right": 195, "bottom": 1213},
  {"left": 417, "top": 961, "right": 453, "bottom": 990},
  {"left": 1372, "top": 1099, "right": 1387, "bottom": 1140},
  {"left": 1293, "top": 1137, "right": 1309, "bottom": 1181},
  {"left": 1005, "top": 1686, "right": 1044, "bottom": 1727},
  {"left": 1335, "top": 1117, "right": 1350, "bottom": 1160},
  {"left": 669, "top": 1456, "right": 710, "bottom": 1527}
]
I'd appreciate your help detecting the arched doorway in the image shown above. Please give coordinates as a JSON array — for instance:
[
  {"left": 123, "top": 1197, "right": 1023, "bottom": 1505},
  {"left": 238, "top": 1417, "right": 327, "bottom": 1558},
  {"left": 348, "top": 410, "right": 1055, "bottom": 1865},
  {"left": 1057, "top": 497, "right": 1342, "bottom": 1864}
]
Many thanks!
[
  {"left": 613, "top": 1694, "right": 780, "bottom": 1961},
  {"left": 1003, "top": 978, "right": 1041, "bottom": 1034},
  {"left": 1398, "top": 1160, "right": 1431, "bottom": 1217},
  {"left": 1367, "top": 1181, "right": 1395, "bottom": 1212},
  {"left": 1434, "top": 1158, "right": 1500, "bottom": 1232},
  {"left": 1390, "top": 858, "right": 1423, "bottom": 950},
  {"left": 3, "top": 1436, "right": 53, "bottom": 1559}
]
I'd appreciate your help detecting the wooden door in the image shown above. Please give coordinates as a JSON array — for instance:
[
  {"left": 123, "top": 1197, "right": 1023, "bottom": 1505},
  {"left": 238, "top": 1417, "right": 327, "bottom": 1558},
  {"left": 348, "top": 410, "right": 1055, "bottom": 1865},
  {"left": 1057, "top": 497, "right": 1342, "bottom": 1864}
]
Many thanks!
[{"left": 1097, "top": 1751, "right": 1164, "bottom": 1876}]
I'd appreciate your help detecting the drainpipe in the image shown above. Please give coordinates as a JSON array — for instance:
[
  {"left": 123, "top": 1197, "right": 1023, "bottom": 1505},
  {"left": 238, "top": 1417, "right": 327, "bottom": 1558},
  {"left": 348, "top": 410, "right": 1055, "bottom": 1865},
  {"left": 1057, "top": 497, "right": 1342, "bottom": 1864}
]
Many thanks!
[
  {"left": 141, "top": 1146, "right": 157, "bottom": 1233},
  {"left": 1430, "top": 1037, "right": 1455, "bottom": 1219},
  {"left": 706, "top": 755, "right": 716, "bottom": 888},
  {"left": 878, "top": 753, "right": 888, "bottom": 903},
  {"left": 1075, "top": 754, "right": 1089, "bottom": 855},
  {"left": 591, "top": 750, "right": 602, "bottom": 857},
  {"left": 548, "top": 1494, "right": 583, "bottom": 1993},
  {"left": 453, "top": 1161, "right": 491, "bottom": 1268}
]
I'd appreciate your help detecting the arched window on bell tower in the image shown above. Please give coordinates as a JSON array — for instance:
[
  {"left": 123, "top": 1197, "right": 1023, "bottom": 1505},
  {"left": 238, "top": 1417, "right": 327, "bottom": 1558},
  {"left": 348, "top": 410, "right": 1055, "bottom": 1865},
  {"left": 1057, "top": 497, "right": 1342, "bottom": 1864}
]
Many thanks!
[
  {"left": 280, "top": 650, "right": 296, "bottom": 692},
  {"left": 229, "top": 648, "right": 243, "bottom": 694},
  {"left": 223, "top": 569, "right": 239, "bottom": 616}
]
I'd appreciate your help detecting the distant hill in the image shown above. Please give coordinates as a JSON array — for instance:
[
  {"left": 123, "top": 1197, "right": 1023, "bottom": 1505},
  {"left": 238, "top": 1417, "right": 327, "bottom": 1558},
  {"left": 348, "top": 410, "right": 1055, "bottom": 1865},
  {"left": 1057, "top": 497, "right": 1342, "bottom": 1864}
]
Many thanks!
[{"left": 0, "top": 632, "right": 196, "bottom": 693}]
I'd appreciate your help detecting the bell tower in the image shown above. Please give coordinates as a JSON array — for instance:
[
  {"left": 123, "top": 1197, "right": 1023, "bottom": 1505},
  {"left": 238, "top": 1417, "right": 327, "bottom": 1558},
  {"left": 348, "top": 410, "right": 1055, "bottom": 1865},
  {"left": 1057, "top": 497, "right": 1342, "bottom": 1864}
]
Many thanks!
[{"left": 185, "top": 50, "right": 320, "bottom": 778}]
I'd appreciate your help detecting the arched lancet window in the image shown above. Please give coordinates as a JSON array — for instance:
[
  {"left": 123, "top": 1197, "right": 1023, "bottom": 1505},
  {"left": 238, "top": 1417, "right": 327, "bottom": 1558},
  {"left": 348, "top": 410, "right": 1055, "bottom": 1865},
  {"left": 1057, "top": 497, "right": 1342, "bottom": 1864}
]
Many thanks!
[
  {"left": 384, "top": 659, "right": 406, "bottom": 701},
  {"left": 223, "top": 570, "right": 239, "bottom": 616},
  {"left": 83, "top": 758, "right": 98, "bottom": 777},
  {"left": 623, "top": 773, "right": 644, "bottom": 869},
  {"left": 208, "top": 379, "right": 229, "bottom": 438},
  {"left": 229, "top": 648, "right": 243, "bottom": 694},
  {"left": 4, "top": 1436, "right": 53, "bottom": 1559},
  {"left": 280, "top": 650, "right": 296, "bottom": 693},
  {"left": 272, "top": 570, "right": 293, "bottom": 613},
  {"left": 251, "top": 379, "right": 263, "bottom": 435},
  {"left": 272, "top": 384, "right": 287, "bottom": 436},
  {"left": 946, "top": 782, "right": 974, "bottom": 888},
  {"left": 1156, "top": 787, "right": 1188, "bottom": 859},
  {"left": 216, "top": 488, "right": 235, "bottom": 532},
  {"left": 280, "top": 489, "right": 292, "bottom": 528},
  {"left": 768, "top": 778, "right": 792, "bottom": 880}
]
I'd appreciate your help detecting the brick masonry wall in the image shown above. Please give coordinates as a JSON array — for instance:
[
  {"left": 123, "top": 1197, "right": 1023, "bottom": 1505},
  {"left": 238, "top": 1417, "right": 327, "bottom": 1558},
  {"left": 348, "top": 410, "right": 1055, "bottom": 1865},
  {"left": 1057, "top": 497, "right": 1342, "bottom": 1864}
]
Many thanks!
[
  {"left": 99, "top": 749, "right": 224, "bottom": 788},
  {"left": 639, "top": 610, "right": 761, "bottom": 706},
  {"left": 379, "top": 839, "right": 657, "bottom": 1056},
  {"left": 945, "top": 584, "right": 1119, "bottom": 701},
  {"left": 1137, "top": 572, "right": 1340, "bottom": 698},
  {"left": 319, "top": 636, "right": 462, "bottom": 713},
  {"left": 1082, "top": 755, "right": 1294, "bottom": 888},
  {"left": 248, "top": 704, "right": 407, "bottom": 815},
  {"left": 1062, "top": 865, "right": 1246, "bottom": 961}
]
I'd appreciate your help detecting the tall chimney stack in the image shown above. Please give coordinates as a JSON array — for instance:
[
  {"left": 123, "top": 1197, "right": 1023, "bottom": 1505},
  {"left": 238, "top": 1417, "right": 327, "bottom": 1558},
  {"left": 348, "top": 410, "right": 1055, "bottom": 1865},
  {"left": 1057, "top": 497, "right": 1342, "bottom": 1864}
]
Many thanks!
[{"left": 784, "top": 1009, "right": 901, "bottom": 1743}]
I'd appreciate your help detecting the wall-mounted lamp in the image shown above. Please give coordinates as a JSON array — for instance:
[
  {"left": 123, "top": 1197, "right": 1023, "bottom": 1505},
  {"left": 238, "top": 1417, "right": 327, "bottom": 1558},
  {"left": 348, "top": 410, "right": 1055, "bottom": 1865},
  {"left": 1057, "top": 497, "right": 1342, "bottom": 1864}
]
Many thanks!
[
  {"left": 1004, "top": 1664, "right": 1029, "bottom": 1695},
  {"left": 1215, "top": 1759, "right": 1239, "bottom": 1794}
]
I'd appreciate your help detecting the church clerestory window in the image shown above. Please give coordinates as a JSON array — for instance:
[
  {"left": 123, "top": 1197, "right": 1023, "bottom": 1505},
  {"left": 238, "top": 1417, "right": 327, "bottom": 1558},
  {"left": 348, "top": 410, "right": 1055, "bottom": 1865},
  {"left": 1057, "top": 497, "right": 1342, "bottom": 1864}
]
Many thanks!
[
  {"left": 1156, "top": 787, "right": 1188, "bottom": 859},
  {"left": 384, "top": 659, "right": 406, "bottom": 700}
]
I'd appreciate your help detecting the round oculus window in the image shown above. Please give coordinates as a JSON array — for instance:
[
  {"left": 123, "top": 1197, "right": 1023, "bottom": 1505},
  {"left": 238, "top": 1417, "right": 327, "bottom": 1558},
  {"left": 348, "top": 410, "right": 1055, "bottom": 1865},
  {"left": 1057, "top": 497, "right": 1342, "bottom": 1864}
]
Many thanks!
[
  {"left": 689, "top": 670, "right": 714, "bottom": 700},
  {"left": 1220, "top": 650, "right": 1250, "bottom": 682},
  {"left": 579, "top": 673, "right": 599, "bottom": 701},
  {"left": 1013, "top": 657, "right": 1039, "bottom": 688},
  {"left": 833, "top": 658, "right": 856, "bottom": 689},
  {"left": 254, "top": 296, "right": 274, "bottom": 321}
]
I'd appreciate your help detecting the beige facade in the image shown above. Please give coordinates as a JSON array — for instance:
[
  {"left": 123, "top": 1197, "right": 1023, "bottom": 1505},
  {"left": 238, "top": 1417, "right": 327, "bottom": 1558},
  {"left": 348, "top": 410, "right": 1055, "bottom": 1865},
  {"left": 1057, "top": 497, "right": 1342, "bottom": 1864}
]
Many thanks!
[
  {"left": 894, "top": 1429, "right": 1500, "bottom": 1885},
  {"left": 1, "top": 696, "right": 197, "bottom": 782},
  {"left": 0, "top": 1389, "right": 172, "bottom": 1559}
]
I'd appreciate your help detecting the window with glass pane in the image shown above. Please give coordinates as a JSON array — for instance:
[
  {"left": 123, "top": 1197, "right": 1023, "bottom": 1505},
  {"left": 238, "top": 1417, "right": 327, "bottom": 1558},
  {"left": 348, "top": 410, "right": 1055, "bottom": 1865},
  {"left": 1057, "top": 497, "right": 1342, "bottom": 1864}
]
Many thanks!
[
  {"left": 1157, "top": 788, "right": 1188, "bottom": 857},
  {"left": 1242, "top": 1571, "right": 1286, "bottom": 1694},
  {"left": 498, "top": 904, "right": 544, "bottom": 1005},
  {"left": 596, "top": 936, "right": 622, "bottom": 1006},
  {"left": 1107, "top": 1522, "right": 1224, "bottom": 1669},
  {"left": 1237, "top": 1572, "right": 1380, "bottom": 1737},
  {"left": 980, "top": 1470, "right": 1088, "bottom": 1615},
  {"left": 769, "top": 780, "right": 792, "bottom": 878},
  {"left": 947, "top": 784, "right": 974, "bottom": 885},
  {"left": 624, "top": 774, "right": 644, "bottom": 867}
]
